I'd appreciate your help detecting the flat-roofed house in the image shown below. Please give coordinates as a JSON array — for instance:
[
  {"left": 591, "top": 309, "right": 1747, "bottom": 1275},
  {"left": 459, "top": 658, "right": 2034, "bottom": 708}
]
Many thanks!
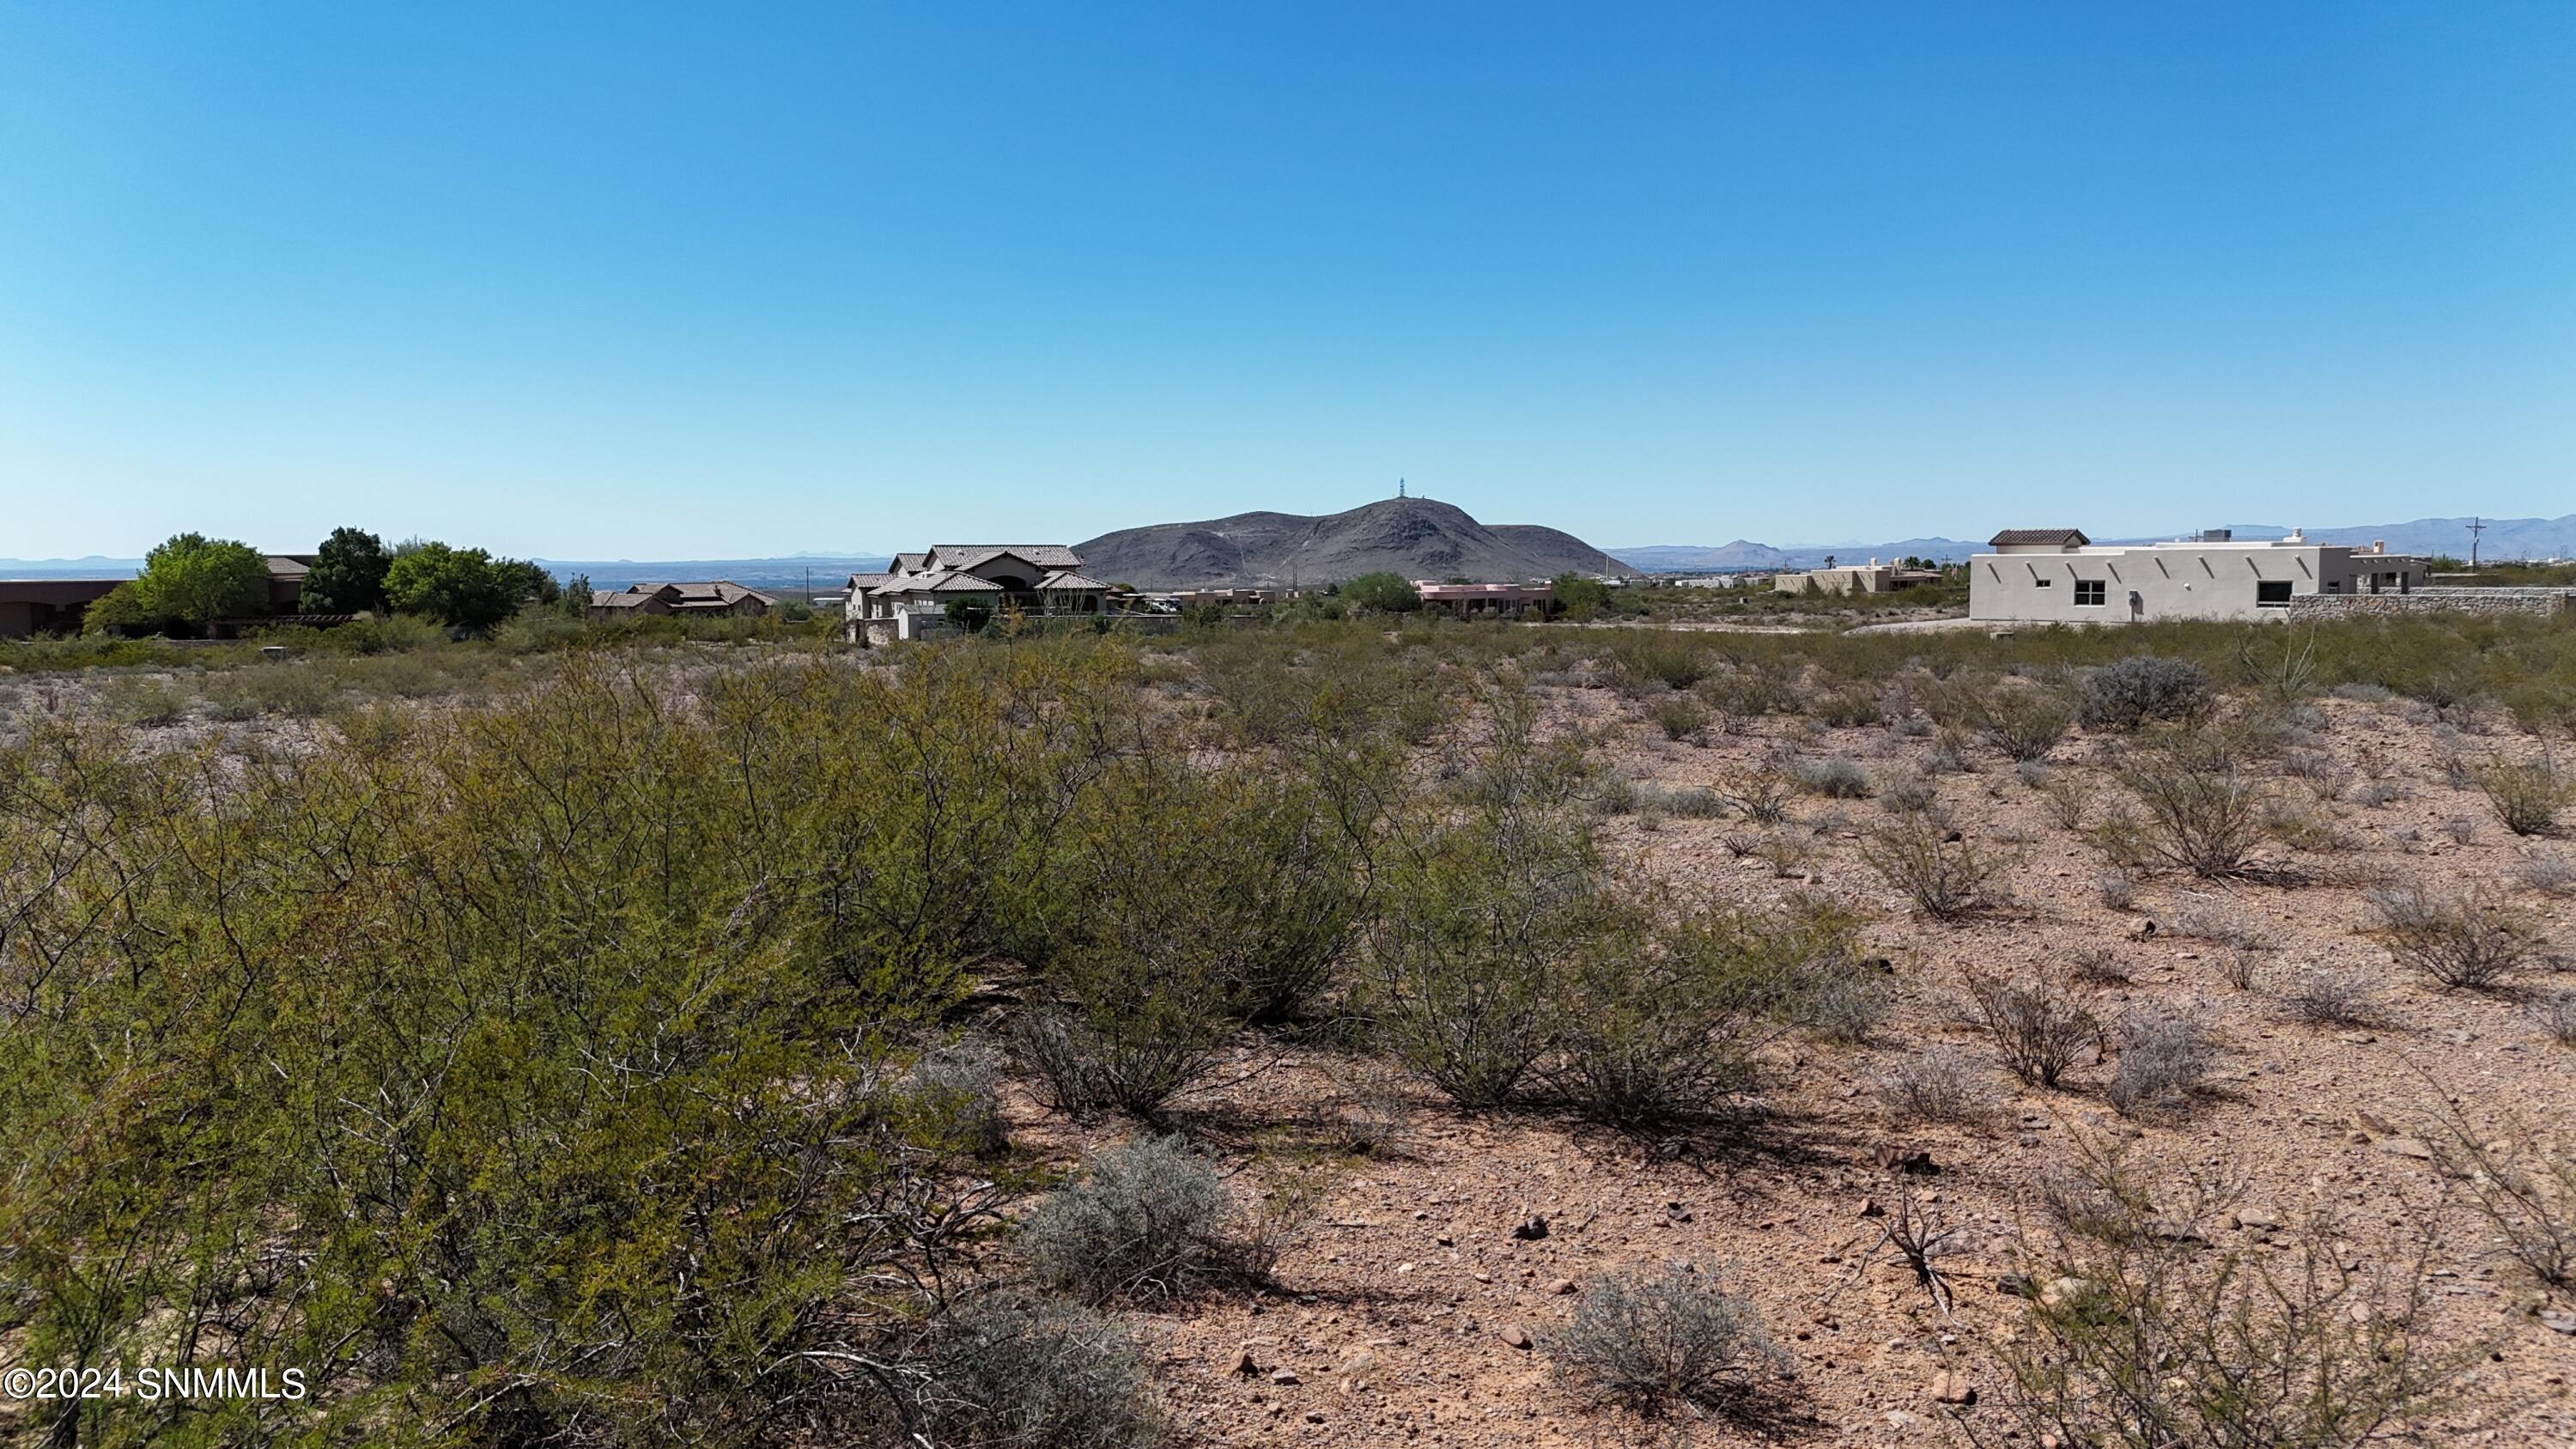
[{"left": 1969, "top": 528, "right": 2427, "bottom": 624}]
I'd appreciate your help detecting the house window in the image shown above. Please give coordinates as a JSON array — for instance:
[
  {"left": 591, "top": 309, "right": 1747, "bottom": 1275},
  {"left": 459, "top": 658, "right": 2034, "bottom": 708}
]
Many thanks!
[
  {"left": 2256, "top": 581, "right": 2293, "bottom": 607},
  {"left": 2073, "top": 580, "right": 2105, "bottom": 606},
  {"left": 2033, "top": 577, "right": 2051, "bottom": 588}
]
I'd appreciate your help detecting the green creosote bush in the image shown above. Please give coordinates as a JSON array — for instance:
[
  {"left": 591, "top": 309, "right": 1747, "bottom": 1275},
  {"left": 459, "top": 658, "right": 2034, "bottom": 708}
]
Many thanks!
[
  {"left": 2366, "top": 886, "right": 2538, "bottom": 991},
  {"left": 0, "top": 640, "right": 1192, "bottom": 1445},
  {"left": 1964, "top": 971, "right": 2099, "bottom": 1088},
  {"left": 1996, "top": 1142, "right": 2476, "bottom": 1449},
  {"left": 2473, "top": 754, "right": 2573, "bottom": 837},
  {"left": 2111, "top": 730, "right": 2273, "bottom": 877},
  {"left": 1861, "top": 810, "right": 2011, "bottom": 920},
  {"left": 1930, "top": 675, "right": 2076, "bottom": 762},
  {"left": 1539, "top": 894, "right": 1874, "bottom": 1127},
  {"left": 1648, "top": 691, "right": 1711, "bottom": 740}
]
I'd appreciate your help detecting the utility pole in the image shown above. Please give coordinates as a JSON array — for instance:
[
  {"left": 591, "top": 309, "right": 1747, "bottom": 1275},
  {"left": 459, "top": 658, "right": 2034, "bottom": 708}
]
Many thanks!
[{"left": 2469, "top": 517, "right": 2485, "bottom": 570}]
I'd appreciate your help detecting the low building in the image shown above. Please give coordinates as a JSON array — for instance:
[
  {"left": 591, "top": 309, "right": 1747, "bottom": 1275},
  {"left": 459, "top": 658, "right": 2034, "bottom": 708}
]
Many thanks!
[
  {"left": 1968, "top": 528, "right": 2427, "bottom": 624},
  {"left": 0, "top": 579, "right": 126, "bottom": 638},
  {"left": 2, "top": 553, "right": 330, "bottom": 639},
  {"left": 588, "top": 581, "right": 778, "bottom": 620},
  {"left": 845, "top": 545, "right": 1108, "bottom": 643},
  {"left": 1771, "top": 558, "right": 1947, "bottom": 595},
  {"left": 1412, "top": 581, "right": 1557, "bottom": 617}
]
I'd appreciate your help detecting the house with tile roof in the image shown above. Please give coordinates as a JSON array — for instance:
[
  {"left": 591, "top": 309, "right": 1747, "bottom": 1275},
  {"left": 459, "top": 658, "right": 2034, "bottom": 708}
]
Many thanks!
[
  {"left": 587, "top": 580, "right": 779, "bottom": 620},
  {"left": 843, "top": 545, "right": 1109, "bottom": 642}
]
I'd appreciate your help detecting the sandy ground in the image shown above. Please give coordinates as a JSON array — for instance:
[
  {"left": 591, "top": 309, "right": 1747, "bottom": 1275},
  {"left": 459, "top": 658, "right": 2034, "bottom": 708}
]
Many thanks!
[{"left": 1029, "top": 687, "right": 2576, "bottom": 1448}]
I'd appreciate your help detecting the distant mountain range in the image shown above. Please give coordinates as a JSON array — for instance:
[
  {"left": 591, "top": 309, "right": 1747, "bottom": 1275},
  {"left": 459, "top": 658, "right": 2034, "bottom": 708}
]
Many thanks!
[
  {"left": 1612, "top": 514, "right": 2576, "bottom": 571},
  {"left": 1075, "top": 497, "right": 1623, "bottom": 589}
]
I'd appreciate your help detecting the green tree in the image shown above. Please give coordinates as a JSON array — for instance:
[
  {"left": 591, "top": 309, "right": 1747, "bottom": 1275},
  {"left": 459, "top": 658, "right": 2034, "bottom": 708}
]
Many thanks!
[
  {"left": 501, "top": 557, "right": 561, "bottom": 607},
  {"left": 383, "top": 541, "right": 520, "bottom": 630},
  {"left": 1340, "top": 572, "right": 1422, "bottom": 614},
  {"left": 301, "top": 527, "right": 392, "bottom": 613},
  {"left": 79, "top": 581, "right": 167, "bottom": 636},
  {"left": 1552, "top": 573, "right": 1613, "bottom": 619},
  {"left": 944, "top": 598, "right": 995, "bottom": 633},
  {"left": 83, "top": 533, "right": 270, "bottom": 635}
]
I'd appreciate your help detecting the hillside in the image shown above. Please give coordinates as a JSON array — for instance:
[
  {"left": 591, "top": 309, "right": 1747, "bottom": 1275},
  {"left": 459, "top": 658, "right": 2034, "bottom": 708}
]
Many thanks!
[{"left": 1073, "top": 497, "right": 1625, "bottom": 588}]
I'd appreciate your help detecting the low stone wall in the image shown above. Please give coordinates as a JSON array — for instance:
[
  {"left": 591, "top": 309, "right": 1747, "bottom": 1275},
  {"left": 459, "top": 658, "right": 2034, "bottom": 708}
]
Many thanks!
[{"left": 2284, "top": 588, "right": 2576, "bottom": 620}]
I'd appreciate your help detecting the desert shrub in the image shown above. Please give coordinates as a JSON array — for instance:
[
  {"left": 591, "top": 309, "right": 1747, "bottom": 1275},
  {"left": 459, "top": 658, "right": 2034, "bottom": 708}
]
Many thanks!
[
  {"left": 2105, "top": 1011, "right": 2215, "bottom": 1118},
  {"left": 103, "top": 675, "right": 195, "bottom": 725},
  {"left": 1935, "top": 678, "right": 2075, "bottom": 762},
  {"left": 0, "top": 650, "right": 1163, "bottom": 1442},
  {"left": 2284, "top": 968, "right": 2379, "bottom": 1027},
  {"left": 1862, "top": 811, "right": 2009, "bottom": 920},
  {"left": 1810, "top": 685, "right": 1883, "bottom": 729},
  {"left": 1794, "top": 756, "right": 1871, "bottom": 798},
  {"left": 2442, "top": 813, "right": 2479, "bottom": 845},
  {"left": 1874, "top": 1046, "right": 1992, "bottom": 1125},
  {"left": 1551, "top": 1265, "right": 1788, "bottom": 1419},
  {"left": 1054, "top": 751, "right": 1367, "bottom": 1035},
  {"left": 1750, "top": 827, "right": 1820, "bottom": 879},
  {"left": 1629, "top": 782, "right": 1726, "bottom": 819},
  {"left": 891, "top": 1296, "right": 1170, "bottom": 1449},
  {"left": 2530, "top": 992, "right": 2576, "bottom": 1049},
  {"left": 909, "top": 1038, "right": 1011, "bottom": 1156},
  {"left": 2113, "top": 733, "right": 2270, "bottom": 877},
  {"left": 1022, "top": 1137, "right": 1255, "bottom": 1303},
  {"left": 2367, "top": 886, "right": 2537, "bottom": 990},
  {"left": 2069, "top": 946, "right": 2129, "bottom": 985},
  {"left": 2353, "top": 778, "right": 2409, "bottom": 808},
  {"left": 1365, "top": 790, "right": 1610, "bottom": 1108},
  {"left": 1540, "top": 896, "right": 1867, "bottom": 1127},
  {"left": 2035, "top": 770, "right": 2095, "bottom": 831},
  {"left": 1014, "top": 1005, "right": 1221, "bottom": 1123},
  {"left": 1998, "top": 1145, "right": 2474, "bottom": 1449},
  {"left": 1924, "top": 726, "right": 1977, "bottom": 774},
  {"left": 1690, "top": 667, "right": 1785, "bottom": 726},
  {"left": 1964, "top": 972, "right": 2099, "bottom": 1088},
  {"left": 201, "top": 662, "right": 340, "bottom": 719},
  {"left": 2080, "top": 655, "right": 2209, "bottom": 731},
  {"left": 1312, "top": 1056, "right": 1417, "bottom": 1156},
  {"left": 1607, "top": 633, "right": 1711, "bottom": 693},
  {"left": 1647, "top": 692, "right": 1710, "bottom": 741},
  {"left": 1718, "top": 769, "right": 1793, "bottom": 823},
  {"left": 2095, "top": 867, "right": 2138, "bottom": 910},
  {"left": 2514, "top": 849, "right": 2576, "bottom": 897},
  {"left": 2165, "top": 897, "right": 2282, "bottom": 953},
  {"left": 1875, "top": 764, "right": 1939, "bottom": 815},
  {"left": 2431, "top": 1112, "right": 2576, "bottom": 1296},
  {"left": 2474, "top": 755, "right": 2572, "bottom": 837},
  {"left": 1802, "top": 967, "right": 1893, "bottom": 1044}
]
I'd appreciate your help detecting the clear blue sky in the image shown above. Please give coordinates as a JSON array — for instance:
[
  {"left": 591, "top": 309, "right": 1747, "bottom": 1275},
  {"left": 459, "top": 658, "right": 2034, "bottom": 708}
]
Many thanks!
[{"left": 3, "top": 3, "right": 2569, "bottom": 559}]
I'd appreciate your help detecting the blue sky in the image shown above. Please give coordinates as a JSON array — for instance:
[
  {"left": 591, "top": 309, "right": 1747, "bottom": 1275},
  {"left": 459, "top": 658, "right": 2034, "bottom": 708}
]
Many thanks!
[{"left": 3, "top": 3, "right": 2569, "bottom": 558}]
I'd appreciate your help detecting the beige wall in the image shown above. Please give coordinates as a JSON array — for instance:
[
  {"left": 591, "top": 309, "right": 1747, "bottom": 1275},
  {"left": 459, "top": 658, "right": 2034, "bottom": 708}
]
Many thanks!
[{"left": 1970, "top": 545, "right": 2426, "bottom": 624}]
